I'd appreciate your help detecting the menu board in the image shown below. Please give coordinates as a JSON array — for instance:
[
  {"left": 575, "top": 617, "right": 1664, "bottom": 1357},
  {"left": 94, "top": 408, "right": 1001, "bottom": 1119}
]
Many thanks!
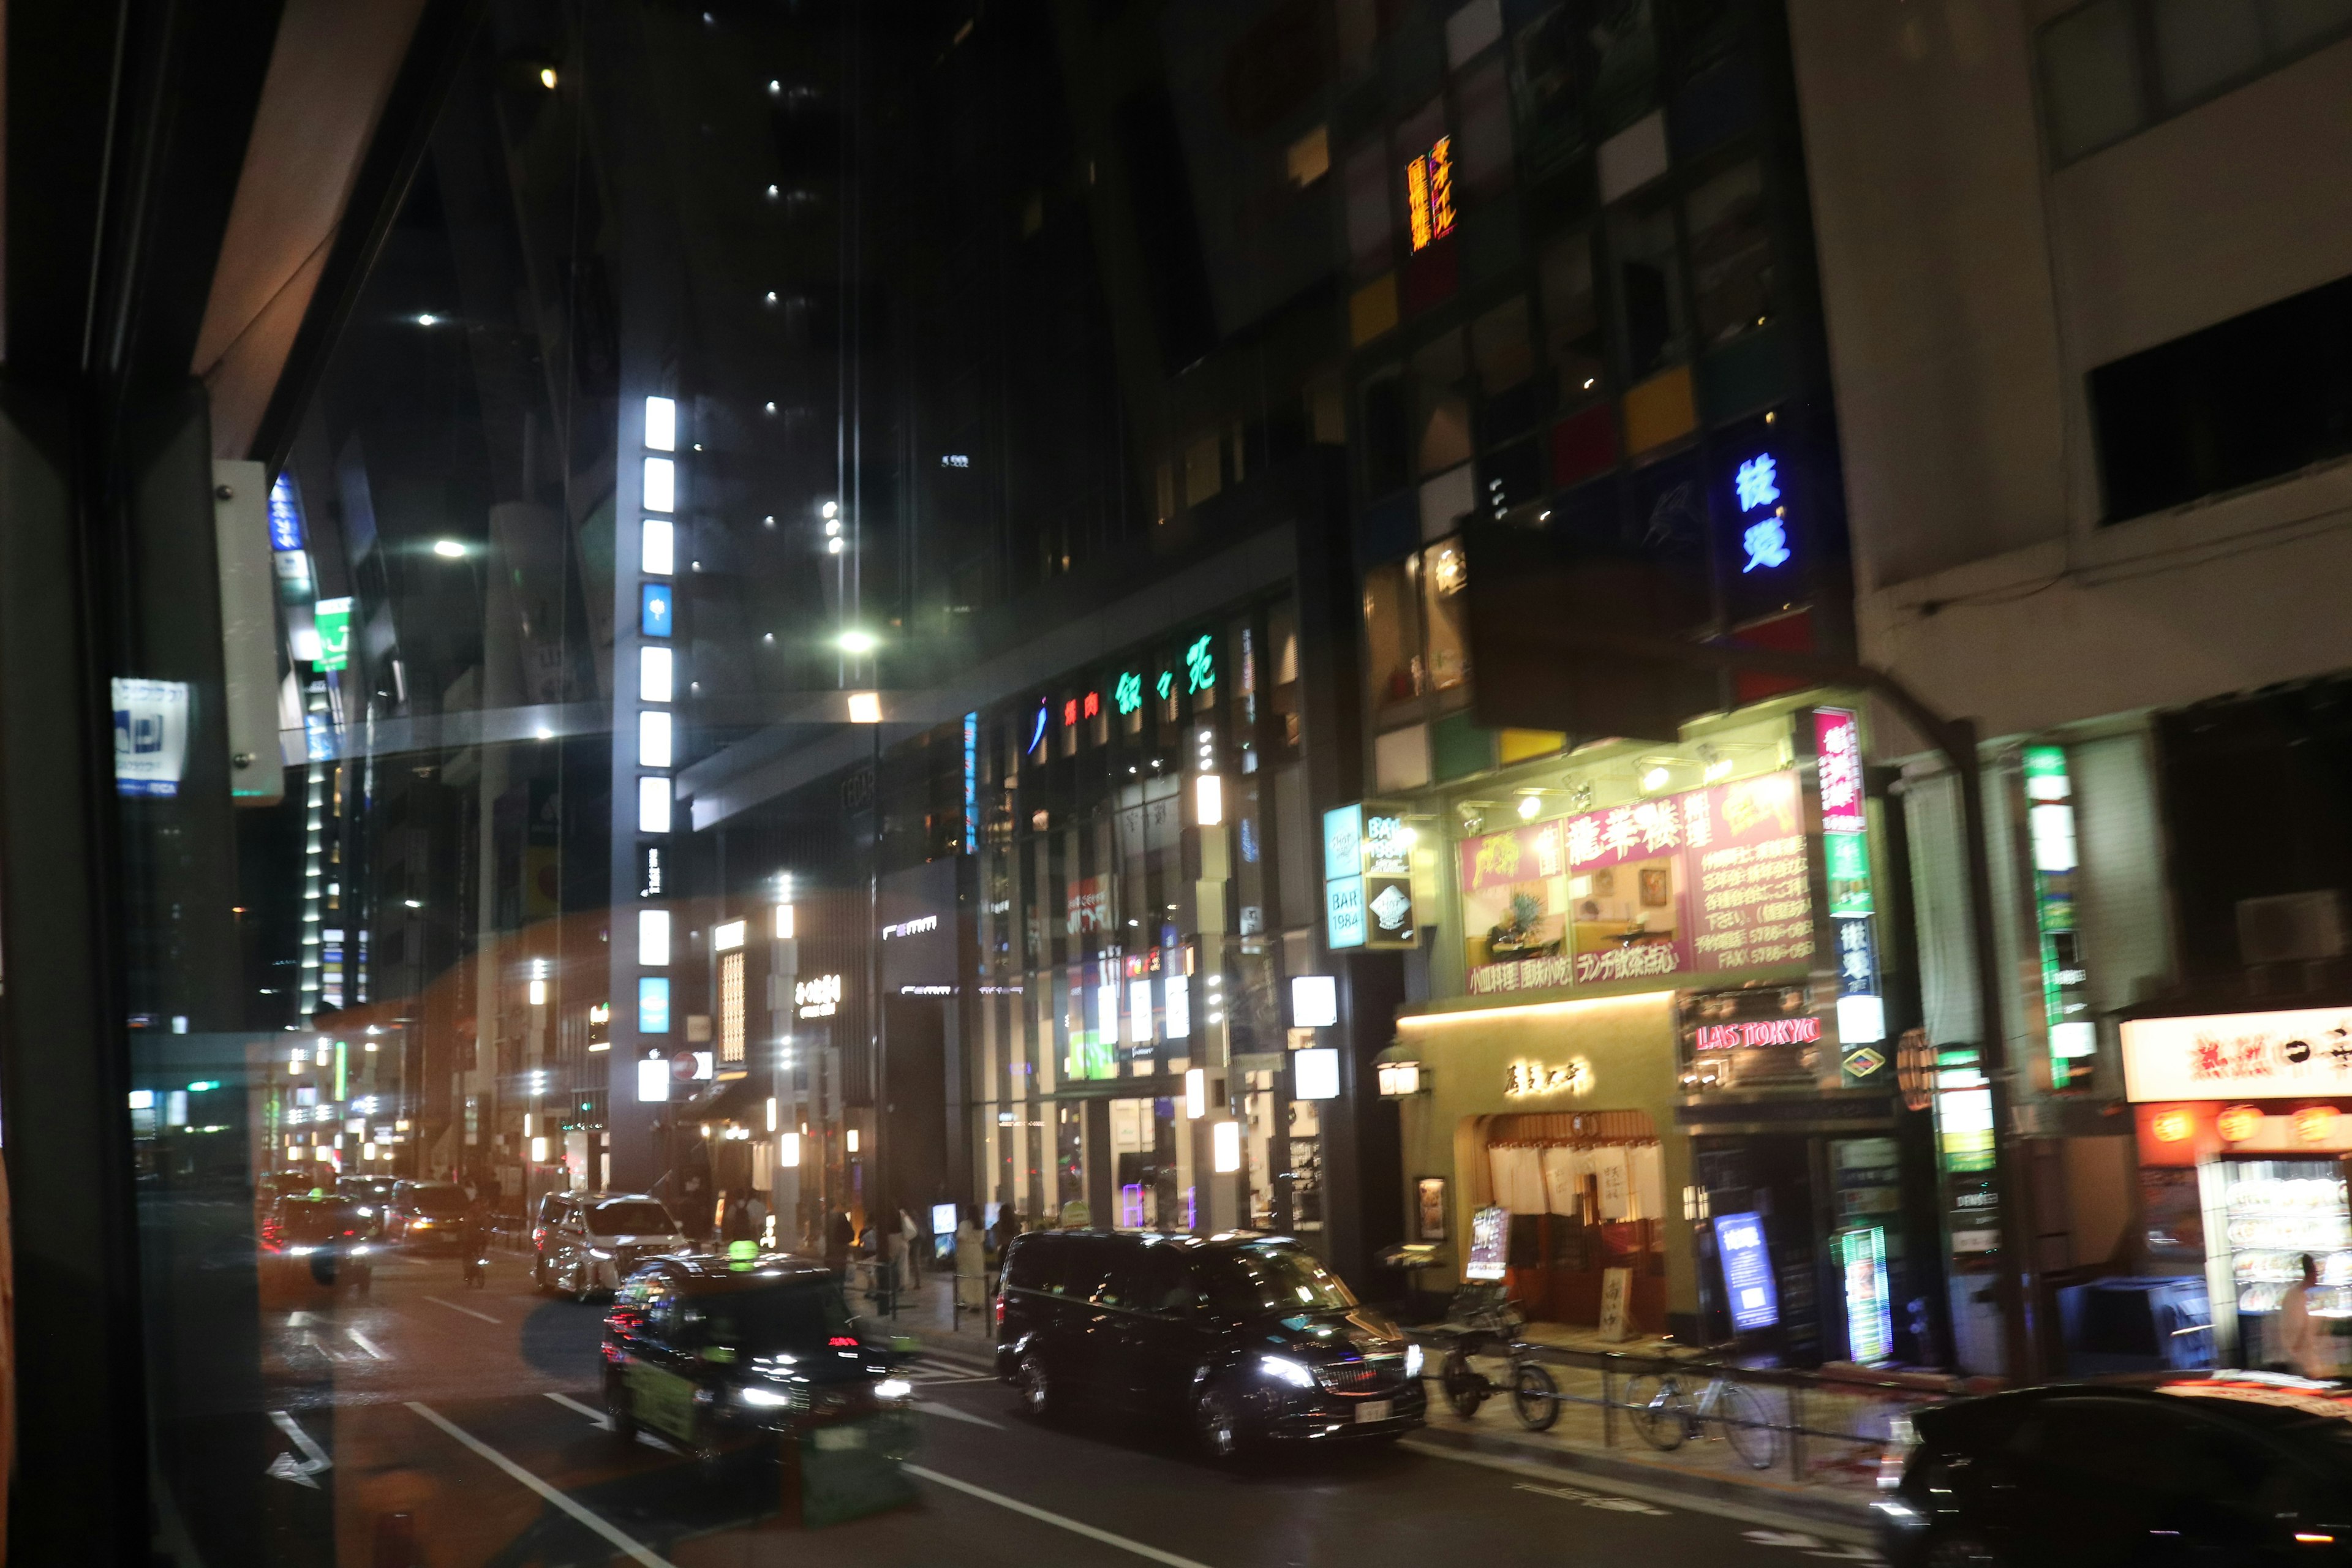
[
  {"left": 1460, "top": 770, "right": 1814, "bottom": 997},
  {"left": 1466, "top": 1205, "right": 1510, "bottom": 1281},
  {"left": 1714, "top": 1210, "right": 1780, "bottom": 1332}
]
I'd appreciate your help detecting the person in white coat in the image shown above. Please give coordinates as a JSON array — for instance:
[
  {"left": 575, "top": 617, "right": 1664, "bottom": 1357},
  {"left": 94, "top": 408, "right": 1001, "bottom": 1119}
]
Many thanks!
[{"left": 2281, "top": 1253, "right": 2335, "bottom": 1380}]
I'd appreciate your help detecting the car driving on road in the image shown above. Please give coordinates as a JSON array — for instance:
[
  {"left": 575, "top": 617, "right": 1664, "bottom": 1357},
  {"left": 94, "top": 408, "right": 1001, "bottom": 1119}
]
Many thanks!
[
  {"left": 535, "top": 1191, "right": 688, "bottom": 1300},
  {"left": 601, "top": 1254, "right": 913, "bottom": 1461},
  {"left": 995, "top": 1229, "right": 1426, "bottom": 1457},
  {"left": 1878, "top": 1374, "right": 2352, "bottom": 1565},
  {"left": 259, "top": 1194, "right": 375, "bottom": 1298},
  {"left": 385, "top": 1179, "right": 472, "bottom": 1251}
]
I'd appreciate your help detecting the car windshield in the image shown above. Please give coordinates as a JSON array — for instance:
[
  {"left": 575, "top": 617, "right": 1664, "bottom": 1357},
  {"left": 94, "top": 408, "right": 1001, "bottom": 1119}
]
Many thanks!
[
  {"left": 698, "top": 1279, "right": 858, "bottom": 1354},
  {"left": 588, "top": 1202, "right": 674, "bottom": 1237},
  {"left": 409, "top": 1186, "right": 469, "bottom": 1216},
  {"left": 284, "top": 1202, "right": 366, "bottom": 1243},
  {"left": 1199, "top": 1246, "right": 1358, "bottom": 1314}
]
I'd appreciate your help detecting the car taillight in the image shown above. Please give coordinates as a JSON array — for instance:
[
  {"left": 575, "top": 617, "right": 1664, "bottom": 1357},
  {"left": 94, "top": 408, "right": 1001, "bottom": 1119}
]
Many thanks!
[
  {"left": 993, "top": 1294, "right": 1006, "bottom": 1328},
  {"left": 532, "top": 1226, "right": 546, "bottom": 1245}
]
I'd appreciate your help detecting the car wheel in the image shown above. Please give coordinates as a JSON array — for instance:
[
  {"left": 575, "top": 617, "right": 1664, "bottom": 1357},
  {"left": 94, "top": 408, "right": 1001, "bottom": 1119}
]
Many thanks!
[
  {"left": 1016, "top": 1351, "right": 1057, "bottom": 1421},
  {"left": 605, "top": 1370, "right": 638, "bottom": 1445},
  {"left": 1191, "top": 1377, "right": 1246, "bottom": 1461},
  {"left": 1921, "top": 1532, "right": 2005, "bottom": 1568}
]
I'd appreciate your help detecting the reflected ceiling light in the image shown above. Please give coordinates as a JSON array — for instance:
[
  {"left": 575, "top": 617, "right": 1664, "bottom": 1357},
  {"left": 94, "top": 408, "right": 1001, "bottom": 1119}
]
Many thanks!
[
  {"left": 1517, "top": 793, "right": 1541, "bottom": 820},
  {"left": 838, "top": 630, "right": 878, "bottom": 654},
  {"left": 432, "top": 539, "right": 466, "bottom": 558},
  {"left": 847, "top": 692, "right": 883, "bottom": 724},
  {"left": 538, "top": 66, "right": 557, "bottom": 89}
]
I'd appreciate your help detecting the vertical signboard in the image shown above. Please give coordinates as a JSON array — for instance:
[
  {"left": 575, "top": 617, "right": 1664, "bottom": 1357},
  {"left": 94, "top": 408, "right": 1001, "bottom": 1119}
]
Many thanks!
[
  {"left": 1714, "top": 1210, "right": 1780, "bottom": 1332},
  {"left": 112, "top": 678, "right": 191, "bottom": 797},
  {"left": 1466, "top": 1205, "right": 1509, "bottom": 1281},
  {"left": 1323, "top": 804, "right": 1365, "bottom": 950},
  {"left": 312, "top": 596, "right": 352, "bottom": 672},
  {"left": 1839, "top": 1226, "right": 1893, "bottom": 1363},
  {"left": 1814, "top": 708, "right": 1886, "bottom": 1085},
  {"left": 2024, "top": 745, "right": 2094, "bottom": 1089}
]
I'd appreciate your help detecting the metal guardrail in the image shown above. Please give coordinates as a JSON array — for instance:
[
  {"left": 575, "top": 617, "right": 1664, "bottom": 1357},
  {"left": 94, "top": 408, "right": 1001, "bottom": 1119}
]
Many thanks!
[{"left": 1412, "top": 1333, "right": 1953, "bottom": 1486}]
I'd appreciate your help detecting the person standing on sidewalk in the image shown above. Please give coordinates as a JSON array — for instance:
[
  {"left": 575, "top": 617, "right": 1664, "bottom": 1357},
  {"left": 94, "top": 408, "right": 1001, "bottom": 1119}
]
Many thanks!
[
  {"left": 899, "top": 1207, "right": 923, "bottom": 1287},
  {"left": 2282, "top": 1253, "right": 2335, "bottom": 1379}
]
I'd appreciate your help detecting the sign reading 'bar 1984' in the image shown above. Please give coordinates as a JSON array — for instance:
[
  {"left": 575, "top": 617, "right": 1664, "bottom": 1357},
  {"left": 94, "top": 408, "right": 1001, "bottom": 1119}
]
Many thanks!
[{"left": 2120, "top": 1007, "right": 2352, "bottom": 1101}]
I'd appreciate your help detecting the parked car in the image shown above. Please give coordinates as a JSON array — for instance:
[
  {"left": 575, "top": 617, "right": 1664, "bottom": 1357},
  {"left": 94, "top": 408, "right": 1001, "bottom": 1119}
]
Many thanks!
[
  {"left": 385, "top": 1179, "right": 473, "bottom": 1251},
  {"left": 259, "top": 1194, "right": 375, "bottom": 1298},
  {"left": 1878, "top": 1374, "right": 2352, "bottom": 1566},
  {"left": 601, "top": 1253, "right": 913, "bottom": 1461},
  {"left": 535, "top": 1191, "right": 688, "bottom": 1300},
  {"left": 994, "top": 1229, "right": 1426, "bottom": 1457}
]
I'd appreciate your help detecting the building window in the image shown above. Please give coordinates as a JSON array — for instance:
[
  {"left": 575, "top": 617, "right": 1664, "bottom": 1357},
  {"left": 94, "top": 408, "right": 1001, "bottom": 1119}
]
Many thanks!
[
  {"left": 1286, "top": 124, "right": 1330, "bottom": 189},
  {"left": 2038, "top": 0, "right": 2352, "bottom": 165},
  {"left": 1589, "top": 0, "right": 1659, "bottom": 136},
  {"left": 1684, "top": 160, "right": 1773, "bottom": 348},
  {"left": 1611, "top": 200, "right": 1687, "bottom": 382},
  {"left": 1363, "top": 561, "right": 1426, "bottom": 714},
  {"left": 1414, "top": 330, "right": 1476, "bottom": 475},
  {"left": 1421, "top": 538, "right": 1470, "bottom": 692},
  {"left": 2088, "top": 269, "right": 2352, "bottom": 524},
  {"left": 1542, "top": 230, "right": 1607, "bottom": 408}
]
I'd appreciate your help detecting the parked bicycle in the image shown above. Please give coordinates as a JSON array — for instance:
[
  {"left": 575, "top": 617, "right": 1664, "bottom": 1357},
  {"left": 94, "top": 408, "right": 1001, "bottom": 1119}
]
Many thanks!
[
  {"left": 1621, "top": 1356, "right": 1779, "bottom": 1469},
  {"left": 1428, "top": 1284, "right": 1561, "bottom": 1433}
]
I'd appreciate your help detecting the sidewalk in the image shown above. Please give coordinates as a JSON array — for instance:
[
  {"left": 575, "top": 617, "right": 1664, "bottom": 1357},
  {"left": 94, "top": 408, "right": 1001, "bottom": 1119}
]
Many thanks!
[{"left": 867, "top": 1273, "right": 1901, "bottom": 1527}]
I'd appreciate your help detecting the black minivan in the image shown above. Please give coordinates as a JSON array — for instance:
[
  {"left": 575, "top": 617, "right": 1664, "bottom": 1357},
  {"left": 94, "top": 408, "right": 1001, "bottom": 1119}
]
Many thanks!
[{"left": 995, "top": 1229, "right": 1425, "bottom": 1457}]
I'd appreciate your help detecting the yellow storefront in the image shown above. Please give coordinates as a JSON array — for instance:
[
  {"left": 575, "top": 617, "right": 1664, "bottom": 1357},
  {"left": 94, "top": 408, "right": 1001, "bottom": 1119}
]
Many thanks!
[{"left": 1386, "top": 988, "right": 1695, "bottom": 1336}]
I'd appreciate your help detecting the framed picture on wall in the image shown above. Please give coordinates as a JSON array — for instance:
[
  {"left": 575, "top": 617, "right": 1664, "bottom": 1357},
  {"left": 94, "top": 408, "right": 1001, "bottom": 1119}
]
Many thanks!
[{"left": 1417, "top": 1177, "right": 1447, "bottom": 1242}]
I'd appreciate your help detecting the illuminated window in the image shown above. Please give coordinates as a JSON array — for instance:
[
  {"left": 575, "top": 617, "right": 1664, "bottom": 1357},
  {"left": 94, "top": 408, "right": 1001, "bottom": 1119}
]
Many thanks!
[
  {"left": 1405, "top": 136, "right": 1457, "bottom": 252},
  {"left": 638, "top": 709, "right": 673, "bottom": 767},
  {"left": 720, "top": 949, "right": 746, "bottom": 1063},
  {"left": 641, "top": 517, "right": 674, "bottom": 575},
  {"left": 638, "top": 775, "right": 671, "bottom": 834},
  {"left": 644, "top": 395, "right": 677, "bottom": 453},
  {"left": 643, "top": 456, "right": 676, "bottom": 513},
  {"left": 640, "top": 646, "right": 674, "bottom": 703},
  {"left": 638, "top": 908, "right": 671, "bottom": 967}
]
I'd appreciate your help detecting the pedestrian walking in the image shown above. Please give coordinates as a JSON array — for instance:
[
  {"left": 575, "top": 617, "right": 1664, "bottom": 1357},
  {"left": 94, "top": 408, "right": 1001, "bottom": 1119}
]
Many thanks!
[{"left": 2283, "top": 1253, "right": 2335, "bottom": 1379}]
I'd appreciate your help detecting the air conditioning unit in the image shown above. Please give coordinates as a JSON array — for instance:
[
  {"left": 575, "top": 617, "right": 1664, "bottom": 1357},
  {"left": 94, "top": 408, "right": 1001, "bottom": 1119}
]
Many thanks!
[{"left": 2236, "top": 891, "right": 2345, "bottom": 967}]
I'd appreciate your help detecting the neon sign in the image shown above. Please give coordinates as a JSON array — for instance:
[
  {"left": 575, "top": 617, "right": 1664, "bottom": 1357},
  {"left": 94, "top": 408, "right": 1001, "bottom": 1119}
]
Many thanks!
[
  {"left": 1114, "top": 672, "right": 1142, "bottom": 715},
  {"left": 1405, "top": 137, "right": 1457, "bottom": 253},
  {"left": 1735, "top": 454, "right": 1790, "bottom": 573},
  {"left": 1027, "top": 702, "right": 1047, "bottom": 755},
  {"left": 1185, "top": 635, "right": 1215, "bottom": 693}
]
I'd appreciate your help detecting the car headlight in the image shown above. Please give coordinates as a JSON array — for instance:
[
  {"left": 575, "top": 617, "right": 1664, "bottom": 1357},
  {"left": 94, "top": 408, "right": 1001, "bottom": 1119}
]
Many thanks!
[
  {"left": 589, "top": 1248, "right": 613, "bottom": 1260},
  {"left": 349, "top": 1245, "right": 372, "bottom": 1257},
  {"left": 1259, "top": 1355, "right": 1316, "bottom": 1389},
  {"left": 875, "top": 1378, "right": 912, "bottom": 1401},
  {"left": 739, "top": 1385, "right": 794, "bottom": 1408},
  {"left": 286, "top": 1245, "right": 316, "bottom": 1256},
  {"left": 1404, "top": 1343, "right": 1424, "bottom": 1378}
]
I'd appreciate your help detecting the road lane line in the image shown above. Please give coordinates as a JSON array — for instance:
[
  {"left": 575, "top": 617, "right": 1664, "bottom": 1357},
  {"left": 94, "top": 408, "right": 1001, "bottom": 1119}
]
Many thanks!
[
  {"left": 346, "top": 1328, "right": 390, "bottom": 1360},
  {"left": 904, "top": 1464, "right": 1215, "bottom": 1568},
  {"left": 423, "top": 1295, "right": 500, "bottom": 1325},
  {"left": 545, "top": 1392, "right": 611, "bottom": 1428},
  {"left": 405, "top": 1402, "right": 674, "bottom": 1568},
  {"left": 914, "top": 1399, "right": 1003, "bottom": 1429}
]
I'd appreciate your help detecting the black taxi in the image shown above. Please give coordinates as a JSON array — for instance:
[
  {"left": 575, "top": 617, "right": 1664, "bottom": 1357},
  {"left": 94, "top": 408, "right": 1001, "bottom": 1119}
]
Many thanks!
[{"left": 601, "top": 1253, "right": 914, "bottom": 1461}]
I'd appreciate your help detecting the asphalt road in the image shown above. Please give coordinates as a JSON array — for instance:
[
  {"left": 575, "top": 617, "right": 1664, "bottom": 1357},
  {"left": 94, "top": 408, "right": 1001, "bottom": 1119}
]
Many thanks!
[{"left": 226, "top": 1246, "right": 1883, "bottom": 1566}]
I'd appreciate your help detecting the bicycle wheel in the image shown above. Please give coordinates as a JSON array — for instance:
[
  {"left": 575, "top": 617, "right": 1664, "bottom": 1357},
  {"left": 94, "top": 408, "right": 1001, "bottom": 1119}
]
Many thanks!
[
  {"left": 1713, "top": 1382, "right": 1779, "bottom": 1470},
  {"left": 1441, "top": 1348, "right": 1487, "bottom": 1419},
  {"left": 1621, "top": 1374, "right": 1686, "bottom": 1451},
  {"left": 1509, "top": 1362, "right": 1559, "bottom": 1432}
]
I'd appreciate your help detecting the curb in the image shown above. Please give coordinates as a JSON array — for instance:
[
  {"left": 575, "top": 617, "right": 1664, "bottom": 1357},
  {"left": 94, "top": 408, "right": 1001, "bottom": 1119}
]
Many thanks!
[
  {"left": 1409, "top": 1420, "right": 1880, "bottom": 1532},
  {"left": 907, "top": 1331, "right": 1001, "bottom": 1376}
]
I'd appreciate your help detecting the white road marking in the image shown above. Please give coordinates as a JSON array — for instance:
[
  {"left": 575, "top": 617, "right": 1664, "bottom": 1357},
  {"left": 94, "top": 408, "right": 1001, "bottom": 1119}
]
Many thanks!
[
  {"left": 1513, "top": 1481, "right": 1666, "bottom": 1515},
  {"left": 1401, "top": 1438, "right": 1878, "bottom": 1546},
  {"left": 346, "top": 1328, "right": 390, "bottom": 1360},
  {"left": 406, "top": 1402, "right": 674, "bottom": 1568},
  {"left": 265, "top": 1411, "right": 331, "bottom": 1488},
  {"left": 546, "top": 1391, "right": 611, "bottom": 1429},
  {"left": 905, "top": 1464, "right": 1216, "bottom": 1568},
  {"left": 914, "top": 1399, "right": 1003, "bottom": 1429},
  {"left": 1744, "top": 1530, "right": 1883, "bottom": 1562},
  {"left": 423, "top": 1295, "right": 499, "bottom": 1325}
]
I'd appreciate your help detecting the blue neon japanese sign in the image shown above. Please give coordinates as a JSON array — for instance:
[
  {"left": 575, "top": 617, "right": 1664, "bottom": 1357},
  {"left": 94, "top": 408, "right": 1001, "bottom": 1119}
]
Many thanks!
[
  {"left": 268, "top": 473, "right": 305, "bottom": 552},
  {"left": 1734, "top": 454, "right": 1790, "bottom": 575}
]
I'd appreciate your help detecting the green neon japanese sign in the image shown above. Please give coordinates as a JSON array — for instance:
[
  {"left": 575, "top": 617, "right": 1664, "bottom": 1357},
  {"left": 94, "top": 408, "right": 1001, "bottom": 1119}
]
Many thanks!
[
  {"left": 1185, "top": 635, "right": 1215, "bottom": 693},
  {"left": 1114, "top": 671, "right": 1143, "bottom": 715}
]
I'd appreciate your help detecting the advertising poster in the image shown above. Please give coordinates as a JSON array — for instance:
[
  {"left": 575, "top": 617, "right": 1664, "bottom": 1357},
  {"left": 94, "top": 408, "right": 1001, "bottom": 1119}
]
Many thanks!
[
  {"left": 1459, "top": 769, "right": 1812, "bottom": 997},
  {"left": 112, "top": 677, "right": 190, "bottom": 799},
  {"left": 1839, "top": 1226, "right": 1893, "bottom": 1363},
  {"left": 1466, "top": 1205, "right": 1510, "bottom": 1281},
  {"left": 1713, "top": 1210, "right": 1779, "bottom": 1332}
]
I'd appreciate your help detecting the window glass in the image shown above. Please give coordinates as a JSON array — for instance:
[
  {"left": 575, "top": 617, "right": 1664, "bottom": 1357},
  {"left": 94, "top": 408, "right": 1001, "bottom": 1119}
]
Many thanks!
[
  {"left": 699, "top": 1280, "right": 857, "bottom": 1351},
  {"left": 1420, "top": 538, "right": 1470, "bottom": 692},
  {"left": 1685, "top": 161, "right": 1773, "bottom": 347},
  {"left": 587, "top": 1200, "right": 675, "bottom": 1235},
  {"left": 1541, "top": 232, "right": 1607, "bottom": 405},
  {"left": 2151, "top": 0, "right": 2264, "bottom": 107},
  {"left": 1610, "top": 202, "right": 1687, "bottom": 380},
  {"left": 1509, "top": 4, "right": 1589, "bottom": 180},
  {"left": 1197, "top": 1244, "right": 1359, "bottom": 1313},
  {"left": 1589, "top": 0, "right": 1660, "bottom": 134},
  {"left": 2040, "top": 0, "right": 2146, "bottom": 162},
  {"left": 1455, "top": 57, "right": 1515, "bottom": 203},
  {"left": 1344, "top": 139, "right": 1393, "bottom": 276},
  {"left": 1363, "top": 562, "right": 1426, "bottom": 714},
  {"left": 1472, "top": 296, "right": 1537, "bottom": 395},
  {"left": 1414, "top": 331, "right": 1476, "bottom": 473},
  {"left": 1363, "top": 370, "right": 1412, "bottom": 494}
]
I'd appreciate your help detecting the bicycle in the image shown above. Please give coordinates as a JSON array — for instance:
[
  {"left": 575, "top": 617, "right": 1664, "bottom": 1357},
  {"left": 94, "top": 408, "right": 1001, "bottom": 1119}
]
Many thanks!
[
  {"left": 1430, "top": 1284, "right": 1562, "bottom": 1433},
  {"left": 1620, "top": 1358, "right": 1779, "bottom": 1469}
]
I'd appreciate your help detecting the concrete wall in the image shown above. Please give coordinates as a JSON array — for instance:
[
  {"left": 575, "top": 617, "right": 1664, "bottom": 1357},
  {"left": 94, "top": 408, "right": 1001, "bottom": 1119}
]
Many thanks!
[{"left": 1787, "top": 2, "right": 2352, "bottom": 747}]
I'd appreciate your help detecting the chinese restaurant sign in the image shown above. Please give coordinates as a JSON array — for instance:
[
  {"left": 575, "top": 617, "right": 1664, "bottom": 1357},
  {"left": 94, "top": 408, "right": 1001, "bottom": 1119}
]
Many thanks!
[
  {"left": 2120, "top": 1008, "right": 2352, "bottom": 1102},
  {"left": 1458, "top": 770, "right": 1811, "bottom": 996}
]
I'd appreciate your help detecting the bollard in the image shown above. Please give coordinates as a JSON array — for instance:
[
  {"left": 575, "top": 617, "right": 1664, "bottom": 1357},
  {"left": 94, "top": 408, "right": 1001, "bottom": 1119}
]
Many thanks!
[
  {"left": 1602, "top": 1368, "right": 1616, "bottom": 1448},
  {"left": 1787, "top": 1384, "right": 1805, "bottom": 1483}
]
